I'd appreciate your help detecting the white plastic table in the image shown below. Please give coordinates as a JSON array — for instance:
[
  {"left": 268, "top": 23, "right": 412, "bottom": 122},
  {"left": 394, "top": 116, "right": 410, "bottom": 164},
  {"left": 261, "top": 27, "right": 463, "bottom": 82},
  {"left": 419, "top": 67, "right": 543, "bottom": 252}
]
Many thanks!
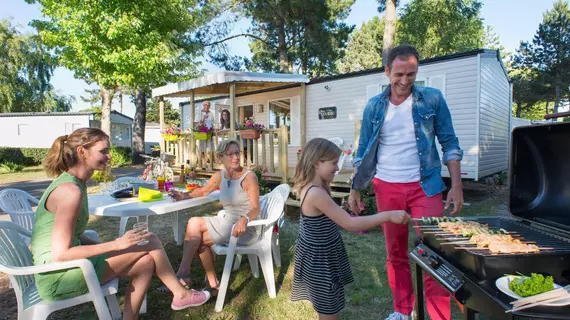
[{"left": 88, "top": 191, "right": 220, "bottom": 245}]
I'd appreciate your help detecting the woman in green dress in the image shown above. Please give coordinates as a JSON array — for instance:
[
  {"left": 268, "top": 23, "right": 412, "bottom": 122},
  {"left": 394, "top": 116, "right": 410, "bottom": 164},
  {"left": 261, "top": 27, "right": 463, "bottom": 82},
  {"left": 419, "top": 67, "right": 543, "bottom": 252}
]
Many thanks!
[{"left": 31, "top": 128, "right": 211, "bottom": 320}]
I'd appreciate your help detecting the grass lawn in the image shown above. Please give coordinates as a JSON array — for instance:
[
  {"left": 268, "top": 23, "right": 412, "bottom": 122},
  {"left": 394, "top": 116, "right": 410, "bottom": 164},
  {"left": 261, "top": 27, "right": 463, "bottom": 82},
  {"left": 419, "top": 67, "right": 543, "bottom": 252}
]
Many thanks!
[
  {"left": 0, "top": 183, "right": 508, "bottom": 320},
  {"left": 0, "top": 166, "right": 47, "bottom": 184}
]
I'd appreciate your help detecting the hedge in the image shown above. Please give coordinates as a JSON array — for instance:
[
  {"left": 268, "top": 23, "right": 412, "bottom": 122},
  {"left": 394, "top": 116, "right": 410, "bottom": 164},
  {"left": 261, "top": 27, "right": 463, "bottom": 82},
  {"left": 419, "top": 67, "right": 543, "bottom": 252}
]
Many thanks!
[
  {"left": 0, "top": 146, "right": 132, "bottom": 167},
  {"left": 0, "top": 148, "right": 49, "bottom": 166}
]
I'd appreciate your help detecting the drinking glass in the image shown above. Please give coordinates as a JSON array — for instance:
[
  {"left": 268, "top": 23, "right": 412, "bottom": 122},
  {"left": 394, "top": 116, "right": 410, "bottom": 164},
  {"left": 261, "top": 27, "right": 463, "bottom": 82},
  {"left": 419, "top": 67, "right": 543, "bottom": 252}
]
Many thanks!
[{"left": 133, "top": 222, "right": 149, "bottom": 246}]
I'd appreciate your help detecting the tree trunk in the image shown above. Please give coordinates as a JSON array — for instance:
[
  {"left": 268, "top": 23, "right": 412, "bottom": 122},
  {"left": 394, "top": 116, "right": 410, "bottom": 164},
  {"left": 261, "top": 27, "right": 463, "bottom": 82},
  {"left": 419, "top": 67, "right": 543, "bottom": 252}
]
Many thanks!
[
  {"left": 515, "top": 103, "right": 522, "bottom": 117},
  {"left": 100, "top": 86, "right": 113, "bottom": 137},
  {"left": 132, "top": 88, "right": 147, "bottom": 164},
  {"left": 119, "top": 90, "right": 123, "bottom": 114},
  {"left": 276, "top": 19, "right": 289, "bottom": 73},
  {"left": 382, "top": 0, "right": 397, "bottom": 66},
  {"left": 554, "top": 70, "right": 561, "bottom": 114}
]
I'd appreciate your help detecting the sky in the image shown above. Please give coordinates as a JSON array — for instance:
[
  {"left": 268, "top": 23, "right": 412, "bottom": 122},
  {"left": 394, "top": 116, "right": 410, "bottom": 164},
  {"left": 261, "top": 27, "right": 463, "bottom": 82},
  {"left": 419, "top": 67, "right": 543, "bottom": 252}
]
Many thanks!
[{"left": 0, "top": 0, "right": 561, "bottom": 118}]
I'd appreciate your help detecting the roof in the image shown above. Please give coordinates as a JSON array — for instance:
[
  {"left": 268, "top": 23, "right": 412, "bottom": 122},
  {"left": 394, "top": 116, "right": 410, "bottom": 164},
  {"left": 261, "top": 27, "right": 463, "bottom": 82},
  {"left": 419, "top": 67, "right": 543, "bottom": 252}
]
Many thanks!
[
  {"left": 111, "top": 110, "right": 133, "bottom": 122},
  {"left": 152, "top": 71, "right": 309, "bottom": 98},
  {"left": 0, "top": 111, "right": 95, "bottom": 117},
  {"left": 309, "top": 48, "right": 504, "bottom": 84}
]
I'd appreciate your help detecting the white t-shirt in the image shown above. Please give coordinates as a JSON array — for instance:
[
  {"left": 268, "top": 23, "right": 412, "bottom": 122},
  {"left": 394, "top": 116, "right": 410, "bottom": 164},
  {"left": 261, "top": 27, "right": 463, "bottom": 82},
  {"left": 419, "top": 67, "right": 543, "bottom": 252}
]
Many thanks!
[
  {"left": 201, "top": 111, "right": 213, "bottom": 128},
  {"left": 375, "top": 95, "right": 421, "bottom": 183}
]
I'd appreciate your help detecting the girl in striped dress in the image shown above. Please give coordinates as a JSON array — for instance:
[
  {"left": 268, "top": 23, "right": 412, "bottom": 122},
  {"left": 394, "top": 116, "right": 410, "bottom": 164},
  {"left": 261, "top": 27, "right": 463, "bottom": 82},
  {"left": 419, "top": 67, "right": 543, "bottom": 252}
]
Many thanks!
[{"left": 291, "top": 138, "right": 411, "bottom": 319}]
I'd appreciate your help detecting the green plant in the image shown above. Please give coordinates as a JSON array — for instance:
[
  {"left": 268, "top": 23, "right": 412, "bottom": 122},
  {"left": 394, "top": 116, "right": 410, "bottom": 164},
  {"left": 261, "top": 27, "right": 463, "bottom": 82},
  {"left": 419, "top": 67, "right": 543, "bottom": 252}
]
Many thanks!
[
  {"left": 110, "top": 146, "right": 132, "bottom": 167},
  {"left": 0, "top": 147, "right": 49, "bottom": 165},
  {"left": 91, "top": 170, "right": 114, "bottom": 183},
  {"left": 251, "top": 165, "right": 270, "bottom": 195},
  {"left": 0, "top": 162, "right": 25, "bottom": 173}
]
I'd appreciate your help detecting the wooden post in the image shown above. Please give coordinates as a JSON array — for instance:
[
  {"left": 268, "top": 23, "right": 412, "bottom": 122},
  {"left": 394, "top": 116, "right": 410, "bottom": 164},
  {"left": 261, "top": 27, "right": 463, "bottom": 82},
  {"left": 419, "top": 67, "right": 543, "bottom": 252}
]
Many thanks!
[
  {"left": 261, "top": 132, "right": 266, "bottom": 169},
  {"left": 269, "top": 131, "right": 275, "bottom": 173},
  {"left": 230, "top": 83, "right": 236, "bottom": 140},
  {"left": 280, "top": 126, "right": 288, "bottom": 184},
  {"left": 159, "top": 96, "right": 165, "bottom": 152},
  {"left": 239, "top": 138, "right": 245, "bottom": 167},
  {"left": 300, "top": 83, "right": 306, "bottom": 146},
  {"left": 209, "top": 135, "right": 215, "bottom": 171},
  {"left": 253, "top": 137, "right": 258, "bottom": 166},
  {"left": 189, "top": 91, "right": 196, "bottom": 167},
  {"left": 240, "top": 107, "right": 245, "bottom": 124}
]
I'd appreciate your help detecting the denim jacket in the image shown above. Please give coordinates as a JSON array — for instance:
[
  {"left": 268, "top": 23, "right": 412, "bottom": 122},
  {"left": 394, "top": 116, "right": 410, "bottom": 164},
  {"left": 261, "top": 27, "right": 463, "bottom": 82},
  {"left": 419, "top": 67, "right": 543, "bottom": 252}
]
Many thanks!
[{"left": 351, "top": 85, "right": 463, "bottom": 197}]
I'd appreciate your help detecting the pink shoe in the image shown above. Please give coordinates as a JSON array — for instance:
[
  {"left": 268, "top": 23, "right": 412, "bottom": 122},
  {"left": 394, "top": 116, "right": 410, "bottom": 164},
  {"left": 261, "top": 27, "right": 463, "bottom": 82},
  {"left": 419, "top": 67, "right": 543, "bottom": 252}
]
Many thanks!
[{"left": 171, "top": 289, "right": 211, "bottom": 310}]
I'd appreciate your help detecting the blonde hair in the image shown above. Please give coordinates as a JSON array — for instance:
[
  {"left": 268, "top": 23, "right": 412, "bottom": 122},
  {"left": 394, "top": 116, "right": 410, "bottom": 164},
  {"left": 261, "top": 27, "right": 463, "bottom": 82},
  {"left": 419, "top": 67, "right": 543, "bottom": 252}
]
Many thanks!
[
  {"left": 44, "top": 128, "right": 109, "bottom": 177},
  {"left": 293, "top": 138, "right": 341, "bottom": 197},
  {"left": 215, "top": 139, "right": 240, "bottom": 160}
]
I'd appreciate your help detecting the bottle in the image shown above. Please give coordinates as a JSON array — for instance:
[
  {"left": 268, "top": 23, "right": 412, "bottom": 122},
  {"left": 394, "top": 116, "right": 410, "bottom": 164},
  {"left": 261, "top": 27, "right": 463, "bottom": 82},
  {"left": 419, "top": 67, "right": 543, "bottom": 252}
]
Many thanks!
[{"left": 180, "top": 164, "right": 185, "bottom": 184}]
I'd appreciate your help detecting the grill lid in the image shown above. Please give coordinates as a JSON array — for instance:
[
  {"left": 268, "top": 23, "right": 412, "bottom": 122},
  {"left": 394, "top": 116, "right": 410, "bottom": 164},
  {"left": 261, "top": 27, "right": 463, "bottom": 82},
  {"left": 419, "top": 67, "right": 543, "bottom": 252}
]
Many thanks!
[{"left": 509, "top": 122, "right": 570, "bottom": 231}]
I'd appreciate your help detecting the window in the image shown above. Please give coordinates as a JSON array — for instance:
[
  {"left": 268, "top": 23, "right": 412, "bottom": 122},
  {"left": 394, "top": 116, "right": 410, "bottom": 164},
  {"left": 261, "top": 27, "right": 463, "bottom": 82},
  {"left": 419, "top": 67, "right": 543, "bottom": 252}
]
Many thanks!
[
  {"left": 111, "top": 124, "right": 131, "bottom": 141},
  {"left": 381, "top": 80, "right": 425, "bottom": 92},
  {"left": 17, "top": 124, "right": 29, "bottom": 136},
  {"left": 268, "top": 99, "right": 291, "bottom": 144}
]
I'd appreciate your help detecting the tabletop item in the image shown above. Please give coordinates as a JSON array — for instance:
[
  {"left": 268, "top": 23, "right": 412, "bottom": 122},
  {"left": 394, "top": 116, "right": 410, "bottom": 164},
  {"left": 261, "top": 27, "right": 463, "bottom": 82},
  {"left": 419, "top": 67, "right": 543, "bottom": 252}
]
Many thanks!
[
  {"left": 138, "top": 187, "right": 163, "bottom": 202},
  {"left": 133, "top": 222, "right": 150, "bottom": 246}
]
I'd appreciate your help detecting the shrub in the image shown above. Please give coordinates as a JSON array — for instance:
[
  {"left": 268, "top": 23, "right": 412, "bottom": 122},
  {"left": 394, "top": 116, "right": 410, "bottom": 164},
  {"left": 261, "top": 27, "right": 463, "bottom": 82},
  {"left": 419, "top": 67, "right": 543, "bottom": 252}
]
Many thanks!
[
  {"left": 91, "top": 170, "right": 115, "bottom": 183},
  {"left": 110, "top": 146, "right": 132, "bottom": 167},
  {"left": 251, "top": 165, "right": 270, "bottom": 195},
  {"left": 0, "top": 147, "right": 49, "bottom": 166},
  {"left": 0, "top": 162, "right": 25, "bottom": 173}
]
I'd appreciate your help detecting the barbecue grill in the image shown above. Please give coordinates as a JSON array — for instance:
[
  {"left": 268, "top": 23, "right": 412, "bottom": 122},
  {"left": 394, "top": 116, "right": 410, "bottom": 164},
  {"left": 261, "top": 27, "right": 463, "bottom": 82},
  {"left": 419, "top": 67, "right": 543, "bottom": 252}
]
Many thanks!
[{"left": 410, "top": 121, "right": 570, "bottom": 320}]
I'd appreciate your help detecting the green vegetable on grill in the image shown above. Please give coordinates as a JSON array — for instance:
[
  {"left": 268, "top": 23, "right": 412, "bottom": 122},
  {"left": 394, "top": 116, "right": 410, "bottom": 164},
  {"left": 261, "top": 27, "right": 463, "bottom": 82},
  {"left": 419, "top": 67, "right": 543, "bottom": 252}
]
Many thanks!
[{"left": 508, "top": 273, "right": 555, "bottom": 297}]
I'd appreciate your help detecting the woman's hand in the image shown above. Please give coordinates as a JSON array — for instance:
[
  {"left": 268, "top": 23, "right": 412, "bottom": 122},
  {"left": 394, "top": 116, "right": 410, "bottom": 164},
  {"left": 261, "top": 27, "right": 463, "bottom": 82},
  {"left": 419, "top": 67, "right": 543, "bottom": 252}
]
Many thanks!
[
  {"left": 169, "top": 190, "right": 190, "bottom": 202},
  {"left": 114, "top": 228, "right": 150, "bottom": 251},
  {"left": 232, "top": 217, "right": 248, "bottom": 237}
]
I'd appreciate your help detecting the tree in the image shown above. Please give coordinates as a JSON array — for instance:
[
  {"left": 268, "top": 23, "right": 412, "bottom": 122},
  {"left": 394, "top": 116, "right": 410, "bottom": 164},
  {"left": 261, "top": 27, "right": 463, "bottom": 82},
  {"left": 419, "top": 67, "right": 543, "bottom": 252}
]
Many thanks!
[
  {"left": 377, "top": 0, "right": 399, "bottom": 66},
  {"left": 397, "top": 0, "right": 484, "bottom": 59},
  {"left": 518, "top": 1, "right": 570, "bottom": 114},
  {"left": 206, "top": 0, "right": 354, "bottom": 77},
  {"left": 482, "top": 25, "right": 504, "bottom": 51},
  {"left": 145, "top": 98, "right": 180, "bottom": 127},
  {"left": 28, "top": 0, "right": 217, "bottom": 161},
  {"left": 0, "top": 19, "right": 72, "bottom": 113},
  {"left": 338, "top": 17, "right": 384, "bottom": 72},
  {"left": 510, "top": 67, "right": 546, "bottom": 118}
]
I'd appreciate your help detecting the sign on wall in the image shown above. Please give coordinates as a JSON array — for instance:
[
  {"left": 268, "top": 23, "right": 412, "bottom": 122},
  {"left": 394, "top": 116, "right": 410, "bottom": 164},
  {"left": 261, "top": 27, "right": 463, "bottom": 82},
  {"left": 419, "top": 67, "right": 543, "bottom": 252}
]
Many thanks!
[{"left": 318, "top": 106, "right": 337, "bottom": 120}]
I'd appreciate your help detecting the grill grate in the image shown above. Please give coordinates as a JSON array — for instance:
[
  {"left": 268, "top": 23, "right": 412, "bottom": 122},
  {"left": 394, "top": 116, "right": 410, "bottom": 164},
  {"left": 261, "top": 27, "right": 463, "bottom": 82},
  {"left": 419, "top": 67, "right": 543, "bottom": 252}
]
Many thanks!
[{"left": 421, "top": 216, "right": 570, "bottom": 257}]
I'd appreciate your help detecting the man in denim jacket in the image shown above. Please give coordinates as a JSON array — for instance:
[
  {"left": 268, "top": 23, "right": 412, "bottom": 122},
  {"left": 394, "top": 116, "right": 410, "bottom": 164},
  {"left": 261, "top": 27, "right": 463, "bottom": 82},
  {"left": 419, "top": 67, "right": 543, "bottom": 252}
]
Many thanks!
[{"left": 348, "top": 45, "right": 464, "bottom": 320}]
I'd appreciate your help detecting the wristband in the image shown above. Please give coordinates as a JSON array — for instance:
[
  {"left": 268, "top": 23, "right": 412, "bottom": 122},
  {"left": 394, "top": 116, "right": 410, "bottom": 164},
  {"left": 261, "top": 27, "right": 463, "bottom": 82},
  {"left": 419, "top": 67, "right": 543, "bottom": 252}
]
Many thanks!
[{"left": 242, "top": 215, "right": 250, "bottom": 224}]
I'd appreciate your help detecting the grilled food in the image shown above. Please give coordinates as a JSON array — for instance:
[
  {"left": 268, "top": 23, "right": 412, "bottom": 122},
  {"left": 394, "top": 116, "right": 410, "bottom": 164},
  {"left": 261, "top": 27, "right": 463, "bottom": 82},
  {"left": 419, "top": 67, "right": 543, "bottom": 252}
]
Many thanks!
[
  {"left": 488, "top": 243, "right": 540, "bottom": 254},
  {"left": 469, "top": 234, "right": 522, "bottom": 248}
]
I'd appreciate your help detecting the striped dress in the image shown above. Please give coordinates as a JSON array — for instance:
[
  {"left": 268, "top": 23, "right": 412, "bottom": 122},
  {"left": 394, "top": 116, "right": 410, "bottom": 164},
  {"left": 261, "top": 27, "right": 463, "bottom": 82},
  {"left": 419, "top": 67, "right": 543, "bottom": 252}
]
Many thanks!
[{"left": 290, "top": 185, "right": 354, "bottom": 315}]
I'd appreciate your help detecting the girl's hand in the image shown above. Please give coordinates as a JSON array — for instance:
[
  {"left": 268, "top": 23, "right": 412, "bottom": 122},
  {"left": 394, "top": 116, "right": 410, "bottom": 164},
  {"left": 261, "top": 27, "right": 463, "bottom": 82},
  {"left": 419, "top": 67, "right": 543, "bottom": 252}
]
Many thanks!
[
  {"left": 387, "top": 210, "right": 411, "bottom": 224},
  {"left": 114, "top": 228, "right": 149, "bottom": 251},
  {"left": 169, "top": 190, "right": 190, "bottom": 201}
]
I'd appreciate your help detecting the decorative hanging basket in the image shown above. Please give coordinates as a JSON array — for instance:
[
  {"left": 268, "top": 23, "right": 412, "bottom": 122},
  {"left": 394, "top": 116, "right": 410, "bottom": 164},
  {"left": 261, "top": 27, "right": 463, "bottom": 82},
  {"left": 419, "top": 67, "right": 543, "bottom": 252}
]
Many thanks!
[
  {"left": 193, "top": 132, "right": 213, "bottom": 141},
  {"left": 162, "top": 134, "right": 179, "bottom": 142}
]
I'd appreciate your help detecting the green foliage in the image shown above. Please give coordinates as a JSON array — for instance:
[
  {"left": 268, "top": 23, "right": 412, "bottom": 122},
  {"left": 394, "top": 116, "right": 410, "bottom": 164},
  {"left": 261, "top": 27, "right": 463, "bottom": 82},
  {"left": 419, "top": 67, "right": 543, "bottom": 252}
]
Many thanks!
[
  {"left": 251, "top": 166, "right": 270, "bottom": 195},
  {"left": 0, "top": 162, "right": 25, "bottom": 173},
  {"left": 513, "top": 0, "right": 570, "bottom": 114},
  {"left": 110, "top": 146, "right": 132, "bottom": 168},
  {"left": 206, "top": 0, "right": 354, "bottom": 77},
  {"left": 91, "top": 170, "right": 115, "bottom": 183},
  {"left": 338, "top": 17, "right": 384, "bottom": 73},
  {"left": 0, "top": 19, "right": 73, "bottom": 113},
  {"left": 397, "top": 0, "right": 484, "bottom": 59},
  {"left": 145, "top": 98, "right": 180, "bottom": 126},
  {"left": 0, "top": 147, "right": 49, "bottom": 165}
]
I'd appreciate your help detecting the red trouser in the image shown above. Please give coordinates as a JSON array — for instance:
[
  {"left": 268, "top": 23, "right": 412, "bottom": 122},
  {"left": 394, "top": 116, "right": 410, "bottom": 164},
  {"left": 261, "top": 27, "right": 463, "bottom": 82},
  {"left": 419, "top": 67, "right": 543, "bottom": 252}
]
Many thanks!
[{"left": 373, "top": 178, "right": 451, "bottom": 320}]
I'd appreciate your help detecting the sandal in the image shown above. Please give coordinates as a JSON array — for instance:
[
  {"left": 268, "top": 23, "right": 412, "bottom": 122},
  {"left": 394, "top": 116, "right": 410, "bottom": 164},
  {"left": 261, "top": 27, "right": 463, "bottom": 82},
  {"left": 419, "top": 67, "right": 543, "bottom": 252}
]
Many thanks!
[
  {"left": 155, "top": 274, "right": 192, "bottom": 293},
  {"left": 203, "top": 283, "right": 220, "bottom": 297}
]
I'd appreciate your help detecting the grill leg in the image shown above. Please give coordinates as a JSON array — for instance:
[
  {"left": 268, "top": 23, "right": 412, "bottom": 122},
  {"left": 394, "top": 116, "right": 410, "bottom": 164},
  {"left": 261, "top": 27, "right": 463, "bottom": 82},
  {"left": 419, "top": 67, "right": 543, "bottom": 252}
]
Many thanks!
[
  {"left": 414, "top": 262, "right": 425, "bottom": 320},
  {"left": 463, "top": 307, "right": 476, "bottom": 320}
]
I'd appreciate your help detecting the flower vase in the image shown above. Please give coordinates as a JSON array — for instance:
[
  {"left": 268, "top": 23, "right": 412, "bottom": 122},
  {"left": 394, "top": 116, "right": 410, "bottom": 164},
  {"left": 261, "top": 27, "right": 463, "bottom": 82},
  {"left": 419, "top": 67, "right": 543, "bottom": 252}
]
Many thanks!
[
  {"left": 194, "top": 132, "right": 212, "bottom": 141},
  {"left": 239, "top": 129, "right": 261, "bottom": 139}
]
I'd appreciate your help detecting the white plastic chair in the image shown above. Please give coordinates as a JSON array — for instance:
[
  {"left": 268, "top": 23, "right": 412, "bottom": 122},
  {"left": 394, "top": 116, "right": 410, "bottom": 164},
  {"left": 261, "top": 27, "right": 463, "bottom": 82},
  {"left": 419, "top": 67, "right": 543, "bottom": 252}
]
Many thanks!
[
  {"left": 0, "top": 221, "right": 121, "bottom": 320},
  {"left": 213, "top": 195, "right": 285, "bottom": 312},
  {"left": 230, "top": 185, "right": 290, "bottom": 270},
  {"left": 0, "top": 188, "right": 39, "bottom": 232},
  {"left": 108, "top": 177, "right": 146, "bottom": 236}
]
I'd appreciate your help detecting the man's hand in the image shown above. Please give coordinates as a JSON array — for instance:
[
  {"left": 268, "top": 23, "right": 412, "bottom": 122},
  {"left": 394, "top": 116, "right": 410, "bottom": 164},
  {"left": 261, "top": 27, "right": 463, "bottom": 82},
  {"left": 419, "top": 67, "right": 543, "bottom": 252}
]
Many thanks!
[
  {"left": 348, "top": 189, "right": 363, "bottom": 215},
  {"left": 445, "top": 185, "right": 464, "bottom": 215}
]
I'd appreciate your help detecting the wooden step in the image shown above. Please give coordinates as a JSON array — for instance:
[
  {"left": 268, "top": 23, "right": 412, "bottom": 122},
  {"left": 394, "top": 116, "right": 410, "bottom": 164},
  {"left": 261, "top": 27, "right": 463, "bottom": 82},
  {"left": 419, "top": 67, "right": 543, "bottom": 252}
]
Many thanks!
[
  {"left": 285, "top": 199, "right": 301, "bottom": 208},
  {"left": 330, "top": 191, "right": 350, "bottom": 199}
]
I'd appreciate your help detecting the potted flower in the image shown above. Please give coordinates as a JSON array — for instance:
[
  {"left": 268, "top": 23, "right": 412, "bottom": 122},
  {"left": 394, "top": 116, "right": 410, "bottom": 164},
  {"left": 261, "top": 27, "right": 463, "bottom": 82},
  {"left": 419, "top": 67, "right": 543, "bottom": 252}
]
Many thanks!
[
  {"left": 237, "top": 119, "right": 265, "bottom": 139},
  {"left": 191, "top": 121, "right": 215, "bottom": 140},
  {"left": 296, "top": 148, "right": 302, "bottom": 162},
  {"left": 161, "top": 125, "right": 182, "bottom": 141}
]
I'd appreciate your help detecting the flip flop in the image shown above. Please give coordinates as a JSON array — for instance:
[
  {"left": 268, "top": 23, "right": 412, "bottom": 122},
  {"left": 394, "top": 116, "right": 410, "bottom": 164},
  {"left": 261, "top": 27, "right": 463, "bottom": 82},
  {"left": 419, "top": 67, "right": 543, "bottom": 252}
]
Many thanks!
[{"left": 155, "top": 275, "right": 192, "bottom": 293}]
